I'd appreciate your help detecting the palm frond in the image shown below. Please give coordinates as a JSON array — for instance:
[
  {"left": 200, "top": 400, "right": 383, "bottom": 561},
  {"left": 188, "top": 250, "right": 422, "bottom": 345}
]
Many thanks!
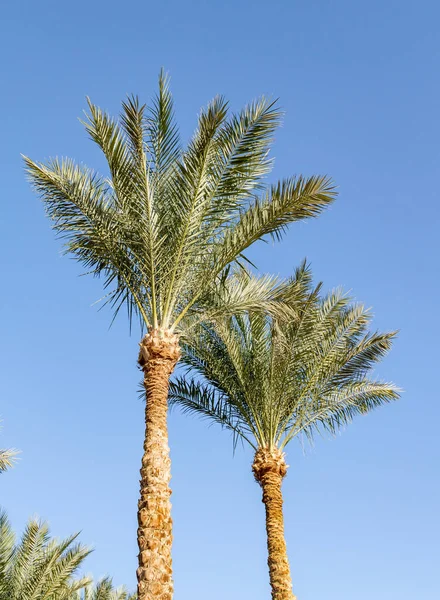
[
  {"left": 147, "top": 69, "right": 181, "bottom": 177},
  {"left": 169, "top": 378, "right": 256, "bottom": 449},
  {"left": 216, "top": 176, "right": 336, "bottom": 270},
  {"left": 159, "top": 95, "right": 230, "bottom": 323},
  {"left": 23, "top": 156, "right": 150, "bottom": 328},
  {"left": 82, "top": 99, "right": 136, "bottom": 209},
  {"left": 213, "top": 97, "right": 281, "bottom": 202},
  {"left": 178, "top": 268, "right": 288, "bottom": 332},
  {"left": 286, "top": 380, "right": 400, "bottom": 446},
  {"left": 0, "top": 510, "right": 15, "bottom": 583}
]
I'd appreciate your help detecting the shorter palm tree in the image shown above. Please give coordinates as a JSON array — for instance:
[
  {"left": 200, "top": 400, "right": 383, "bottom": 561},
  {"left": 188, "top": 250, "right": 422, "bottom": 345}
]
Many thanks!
[
  {"left": 0, "top": 509, "right": 91, "bottom": 600},
  {"left": 169, "top": 263, "right": 400, "bottom": 600}
]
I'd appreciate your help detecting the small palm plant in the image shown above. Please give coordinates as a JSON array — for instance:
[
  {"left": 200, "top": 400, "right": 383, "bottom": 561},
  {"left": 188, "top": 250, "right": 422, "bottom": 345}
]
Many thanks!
[
  {"left": 0, "top": 424, "right": 18, "bottom": 474},
  {"left": 169, "top": 264, "right": 400, "bottom": 600},
  {"left": 71, "top": 578, "right": 136, "bottom": 600},
  {"left": 0, "top": 509, "right": 90, "bottom": 600},
  {"left": 24, "top": 72, "right": 336, "bottom": 598},
  {"left": 0, "top": 449, "right": 18, "bottom": 474}
]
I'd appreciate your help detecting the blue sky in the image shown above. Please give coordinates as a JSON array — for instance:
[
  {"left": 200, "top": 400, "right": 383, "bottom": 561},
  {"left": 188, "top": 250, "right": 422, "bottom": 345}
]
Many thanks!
[{"left": 1, "top": 1, "right": 439, "bottom": 598}]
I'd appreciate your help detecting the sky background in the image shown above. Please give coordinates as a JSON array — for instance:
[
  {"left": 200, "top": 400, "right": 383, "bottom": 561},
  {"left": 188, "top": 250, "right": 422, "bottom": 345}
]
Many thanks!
[{"left": 1, "top": 1, "right": 439, "bottom": 599}]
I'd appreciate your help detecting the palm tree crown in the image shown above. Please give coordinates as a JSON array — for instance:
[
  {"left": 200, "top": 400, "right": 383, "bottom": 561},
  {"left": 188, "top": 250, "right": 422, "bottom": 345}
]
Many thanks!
[
  {"left": 23, "top": 72, "right": 336, "bottom": 337},
  {"left": 169, "top": 263, "right": 400, "bottom": 452}
]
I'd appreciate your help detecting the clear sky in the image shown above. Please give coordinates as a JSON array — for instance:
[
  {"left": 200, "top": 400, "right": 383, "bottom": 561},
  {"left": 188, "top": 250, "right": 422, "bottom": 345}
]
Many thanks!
[{"left": 1, "top": 1, "right": 439, "bottom": 598}]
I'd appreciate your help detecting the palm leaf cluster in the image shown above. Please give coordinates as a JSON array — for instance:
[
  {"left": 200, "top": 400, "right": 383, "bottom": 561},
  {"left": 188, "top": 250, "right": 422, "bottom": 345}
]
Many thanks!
[
  {"left": 24, "top": 71, "right": 336, "bottom": 336},
  {"left": 0, "top": 511, "right": 136, "bottom": 600},
  {"left": 0, "top": 424, "right": 18, "bottom": 474},
  {"left": 0, "top": 510, "right": 90, "bottom": 600},
  {"left": 170, "top": 262, "right": 399, "bottom": 451},
  {"left": 71, "top": 578, "right": 136, "bottom": 600},
  {"left": 0, "top": 449, "right": 18, "bottom": 474}
]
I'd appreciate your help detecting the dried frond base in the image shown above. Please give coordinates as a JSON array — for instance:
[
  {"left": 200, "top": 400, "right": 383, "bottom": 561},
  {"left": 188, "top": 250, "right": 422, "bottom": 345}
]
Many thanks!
[
  {"left": 252, "top": 447, "right": 288, "bottom": 484},
  {"left": 138, "top": 329, "right": 181, "bottom": 367}
]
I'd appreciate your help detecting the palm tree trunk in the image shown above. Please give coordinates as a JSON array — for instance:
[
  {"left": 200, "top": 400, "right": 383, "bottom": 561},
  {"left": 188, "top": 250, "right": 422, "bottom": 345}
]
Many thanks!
[
  {"left": 137, "top": 329, "right": 180, "bottom": 600},
  {"left": 252, "top": 448, "right": 296, "bottom": 600}
]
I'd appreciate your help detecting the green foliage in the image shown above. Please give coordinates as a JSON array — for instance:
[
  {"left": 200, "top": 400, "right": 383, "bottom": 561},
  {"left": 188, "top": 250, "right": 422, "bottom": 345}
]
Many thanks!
[
  {"left": 169, "top": 262, "right": 400, "bottom": 451},
  {"left": 70, "top": 578, "right": 136, "bottom": 600},
  {"left": 0, "top": 450, "right": 18, "bottom": 474},
  {"left": 0, "top": 509, "right": 90, "bottom": 600},
  {"left": 0, "top": 424, "right": 18, "bottom": 474},
  {"left": 24, "top": 72, "right": 336, "bottom": 335},
  {"left": 0, "top": 511, "right": 135, "bottom": 600}
]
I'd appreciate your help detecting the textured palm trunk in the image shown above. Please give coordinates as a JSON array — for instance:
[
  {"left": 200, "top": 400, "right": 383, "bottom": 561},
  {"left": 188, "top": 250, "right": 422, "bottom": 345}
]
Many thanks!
[
  {"left": 252, "top": 448, "right": 296, "bottom": 600},
  {"left": 137, "top": 329, "right": 180, "bottom": 600}
]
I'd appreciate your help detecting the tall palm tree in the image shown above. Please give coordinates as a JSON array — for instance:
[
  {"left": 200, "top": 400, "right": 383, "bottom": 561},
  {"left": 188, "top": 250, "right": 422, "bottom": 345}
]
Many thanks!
[
  {"left": 169, "top": 263, "right": 400, "bottom": 600},
  {"left": 71, "top": 578, "right": 136, "bottom": 600},
  {"left": 0, "top": 509, "right": 90, "bottom": 600},
  {"left": 24, "top": 72, "right": 336, "bottom": 599}
]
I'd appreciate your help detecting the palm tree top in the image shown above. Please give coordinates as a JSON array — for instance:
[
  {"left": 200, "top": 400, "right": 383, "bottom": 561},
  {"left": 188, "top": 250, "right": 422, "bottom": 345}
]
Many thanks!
[
  {"left": 169, "top": 262, "right": 400, "bottom": 452},
  {"left": 24, "top": 71, "right": 336, "bottom": 336}
]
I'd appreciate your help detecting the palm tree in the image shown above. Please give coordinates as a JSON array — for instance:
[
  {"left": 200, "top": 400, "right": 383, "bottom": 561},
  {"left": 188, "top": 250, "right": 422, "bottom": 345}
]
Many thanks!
[
  {"left": 0, "top": 424, "right": 18, "bottom": 474},
  {"left": 0, "top": 509, "right": 90, "bottom": 600},
  {"left": 24, "top": 72, "right": 336, "bottom": 599},
  {"left": 71, "top": 578, "right": 136, "bottom": 600},
  {"left": 169, "top": 263, "right": 400, "bottom": 600}
]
